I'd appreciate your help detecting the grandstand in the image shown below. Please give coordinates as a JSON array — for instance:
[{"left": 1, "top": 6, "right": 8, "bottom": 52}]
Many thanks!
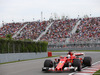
[
  {"left": 0, "top": 17, "right": 100, "bottom": 49},
  {"left": 0, "top": 22, "right": 26, "bottom": 38},
  {"left": 40, "top": 19, "right": 78, "bottom": 43},
  {"left": 14, "top": 21, "right": 50, "bottom": 40},
  {"left": 70, "top": 17, "right": 100, "bottom": 43}
]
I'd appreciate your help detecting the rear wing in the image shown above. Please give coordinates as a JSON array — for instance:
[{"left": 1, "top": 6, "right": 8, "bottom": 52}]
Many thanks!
[{"left": 74, "top": 53, "right": 84, "bottom": 56}]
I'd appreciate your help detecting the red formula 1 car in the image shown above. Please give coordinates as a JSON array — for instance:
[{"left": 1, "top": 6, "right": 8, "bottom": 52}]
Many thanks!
[{"left": 42, "top": 51, "right": 92, "bottom": 72}]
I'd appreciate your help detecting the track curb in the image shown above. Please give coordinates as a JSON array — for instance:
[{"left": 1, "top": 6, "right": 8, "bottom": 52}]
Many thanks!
[{"left": 69, "top": 61, "right": 100, "bottom": 75}]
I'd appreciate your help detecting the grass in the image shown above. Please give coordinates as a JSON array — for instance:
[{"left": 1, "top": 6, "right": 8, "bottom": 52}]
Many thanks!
[
  {"left": 93, "top": 70, "right": 100, "bottom": 75},
  {"left": 0, "top": 55, "right": 60, "bottom": 65}
]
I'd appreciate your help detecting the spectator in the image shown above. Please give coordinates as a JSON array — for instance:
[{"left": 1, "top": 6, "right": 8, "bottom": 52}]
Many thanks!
[
  {"left": 70, "top": 17, "right": 100, "bottom": 43},
  {"left": 41, "top": 19, "right": 78, "bottom": 43}
]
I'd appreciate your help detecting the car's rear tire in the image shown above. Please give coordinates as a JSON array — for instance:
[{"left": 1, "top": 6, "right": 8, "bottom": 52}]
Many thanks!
[
  {"left": 73, "top": 59, "right": 81, "bottom": 71},
  {"left": 83, "top": 57, "right": 92, "bottom": 66},
  {"left": 44, "top": 60, "right": 53, "bottom": 67}
]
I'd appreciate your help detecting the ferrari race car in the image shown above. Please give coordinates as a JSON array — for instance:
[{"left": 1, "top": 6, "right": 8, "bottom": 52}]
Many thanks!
[{"left": 42, "top": 51, "right": 92, "bottom": 72}]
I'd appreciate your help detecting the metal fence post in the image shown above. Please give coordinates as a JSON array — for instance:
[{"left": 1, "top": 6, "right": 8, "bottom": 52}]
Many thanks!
[
  {"left": 13, "top": 43, "right": 15, "bottom": 53},
  {"left": 8, "top": 42, "right": 9, "bottom": 53}
]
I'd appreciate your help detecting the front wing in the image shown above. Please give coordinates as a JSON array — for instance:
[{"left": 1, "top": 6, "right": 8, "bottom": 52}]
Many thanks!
[{"left": 42, "top": 66, "right": 77, "bottom": 72}]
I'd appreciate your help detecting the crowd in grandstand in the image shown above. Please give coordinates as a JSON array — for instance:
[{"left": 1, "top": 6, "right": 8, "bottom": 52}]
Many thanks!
[
  {"left": 0, "top": 22, "right": 25, "bottom": 38},
  {"left": 0, "top": 17, "right": 100, "bottom": 49},
  {"left": 14, "top": 21, "right": 50, "bottom": 40},
  {"left": 40, "top": 19, "right": 78, "bottom": 43},
  {"left": 70, "top": 17, "right": 100, "bottom": 43}
]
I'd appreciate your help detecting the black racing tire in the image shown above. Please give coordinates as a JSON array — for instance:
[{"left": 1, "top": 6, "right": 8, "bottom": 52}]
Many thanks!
[
  {"left": 54, "top": 61, "right": 57, "bottom": 68},
  {"left": 73, "top": 59, "right": 81, "bottom": 71},
  {"left": 83, "top": 57, "right": 92, "bottom": 66},
  {"left": 44, "top": 60, "right": 53, "bottom": 68}
]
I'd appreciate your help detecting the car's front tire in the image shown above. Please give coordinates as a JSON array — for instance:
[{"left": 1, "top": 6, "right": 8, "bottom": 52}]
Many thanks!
[
  {"left": 73, "top": 59, "right": 81, "bottom": 71},
  {"left": 42, "top": 59, "right": 53, "bottom": 72},
  {"left": 44, "top": 59, "right": 53, "bottom": 67}
]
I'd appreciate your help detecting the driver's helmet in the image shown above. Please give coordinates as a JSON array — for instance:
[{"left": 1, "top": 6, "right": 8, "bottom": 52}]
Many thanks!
[
  {"left": 68, "top": 51, "right": 73, "bottom": 56},
  {"left": 67, "top": 54, "right": 71, "bottom": 58}
]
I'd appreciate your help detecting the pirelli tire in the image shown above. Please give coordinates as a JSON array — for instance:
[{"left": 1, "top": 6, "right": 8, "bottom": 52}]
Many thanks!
[
  {"left": 54, "top": 61, "right": 58, "bottom": 68},
  {"left": 83, "top": 57, "right": 92, "bottom": 66},
  {"left": 73, "top": 59, "right": 81, "bottom": 71},
  {"left": 44, "top": 60, "right": 53, "bottom": 68}
]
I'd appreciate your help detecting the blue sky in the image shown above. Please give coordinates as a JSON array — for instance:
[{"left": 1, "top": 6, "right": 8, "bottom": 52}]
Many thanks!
[{"left": 0, "top": 0, "right": 100, "bottom": 26}]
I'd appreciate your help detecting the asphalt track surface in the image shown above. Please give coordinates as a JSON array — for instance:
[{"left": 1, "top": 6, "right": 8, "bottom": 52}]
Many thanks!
[{"left": 0, "top": 52, "right": 100, "bottom": 75}]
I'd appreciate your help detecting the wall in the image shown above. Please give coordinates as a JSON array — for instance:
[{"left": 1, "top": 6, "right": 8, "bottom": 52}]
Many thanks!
[
  {"left": 48, "top": 47, "right": 100, "bottom": 51},
  {"left": 0, "top": 52, "right": 47, "bottom": 63}
]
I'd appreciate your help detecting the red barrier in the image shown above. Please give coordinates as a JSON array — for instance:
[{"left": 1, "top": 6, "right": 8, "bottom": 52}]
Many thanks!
[{"left": 48, "top": 52, "right": 52, "bottom": 57}]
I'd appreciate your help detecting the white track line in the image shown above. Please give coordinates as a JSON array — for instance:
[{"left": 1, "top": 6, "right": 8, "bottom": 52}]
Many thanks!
[
  {"left": 68, "top": 61, "right": 100, "bottom": 75},
  {"left": 92, "top": 61, "right": 100, "bottom": 65}
]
